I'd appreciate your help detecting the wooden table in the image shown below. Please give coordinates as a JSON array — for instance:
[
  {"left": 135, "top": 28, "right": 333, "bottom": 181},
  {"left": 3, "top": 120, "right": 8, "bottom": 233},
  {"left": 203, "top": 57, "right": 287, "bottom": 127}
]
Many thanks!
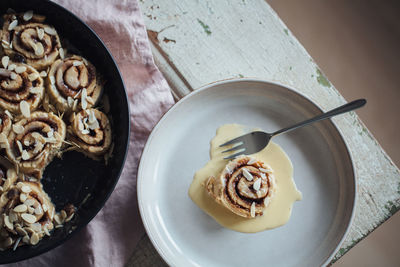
[{"left": 127, "top": 0, "right": 400, "bottom": 266}]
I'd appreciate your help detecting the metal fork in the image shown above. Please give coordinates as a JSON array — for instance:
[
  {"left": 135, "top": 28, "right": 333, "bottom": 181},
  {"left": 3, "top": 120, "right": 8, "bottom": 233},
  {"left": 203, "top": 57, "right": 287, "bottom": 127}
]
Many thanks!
[{"left": 220, "top": 99, "right": 366, "bottom": 159}]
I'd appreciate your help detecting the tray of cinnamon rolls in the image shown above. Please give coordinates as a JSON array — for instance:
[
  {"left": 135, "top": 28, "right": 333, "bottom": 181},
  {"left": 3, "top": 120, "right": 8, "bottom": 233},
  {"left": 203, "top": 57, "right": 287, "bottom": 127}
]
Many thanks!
[{"left": 0, "top": 1, "right": 129, "bottom": 263}]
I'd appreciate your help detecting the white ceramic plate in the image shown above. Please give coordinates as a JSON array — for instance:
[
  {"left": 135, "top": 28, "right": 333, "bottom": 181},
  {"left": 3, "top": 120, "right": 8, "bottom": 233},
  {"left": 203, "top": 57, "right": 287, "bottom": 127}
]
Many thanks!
[{"left": 138, "top": 79, "right": 355, "bottom": 267}]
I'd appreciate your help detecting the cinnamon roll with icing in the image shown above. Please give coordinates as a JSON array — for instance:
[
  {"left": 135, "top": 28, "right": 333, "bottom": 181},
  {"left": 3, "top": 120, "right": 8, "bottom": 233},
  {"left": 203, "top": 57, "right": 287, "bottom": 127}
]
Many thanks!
[
  {"left": 5, "top": 111, "right": 66, "bottom": 178},
  {"left": 68, "top": 108, "right": 111, "bottom": 156},
  {"left": 0, "top": 181, "right": 55, "bottom": 250},
  {"left": 47, "top": 55, "right": 102, "bottom": 113},
  {"left": 0, "top": 63, "right": 44, "bottom": 115},
  {"left": 206, "top": 156, "right": 276, "bottom": 218},
  {"left": 1, "top": 12, "right": 61, "bottom": 70}
]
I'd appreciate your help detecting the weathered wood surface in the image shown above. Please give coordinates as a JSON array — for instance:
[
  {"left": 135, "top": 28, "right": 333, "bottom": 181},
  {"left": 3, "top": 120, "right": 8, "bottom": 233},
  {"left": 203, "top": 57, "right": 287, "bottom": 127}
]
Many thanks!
[{"left": 128, "top": 0, "right": 400, "bottom": 265}]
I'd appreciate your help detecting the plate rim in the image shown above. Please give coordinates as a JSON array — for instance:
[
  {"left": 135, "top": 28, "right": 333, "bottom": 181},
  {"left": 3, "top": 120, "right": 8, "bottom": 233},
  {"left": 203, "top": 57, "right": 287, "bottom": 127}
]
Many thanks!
[{"left": 137, "top": 78, "right": 357, "bottom": 267}]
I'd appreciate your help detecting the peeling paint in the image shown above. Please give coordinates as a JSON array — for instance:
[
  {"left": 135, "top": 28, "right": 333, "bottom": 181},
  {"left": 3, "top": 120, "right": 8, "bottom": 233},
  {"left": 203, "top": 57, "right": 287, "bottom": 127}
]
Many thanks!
[
  {"left": 163, "top": 37, "right": 176, "bottom": 44},
  {"left": 385, "top": 201, "right": 398, "bottom": 215},
  {"left": 197, "top": 19, "right": 212, "bottom": 35},
  {"left": 316, "top": 69, "right": 331, "bottom": 87},
  {"left": 289, "top": 66, "right": 292, "bottom": 70},
  {"left": 238, "top": 74, "right": 244, "bottom": 78},
  {"left": 284, "top": 29, "right": 289, "bottom": 35}
]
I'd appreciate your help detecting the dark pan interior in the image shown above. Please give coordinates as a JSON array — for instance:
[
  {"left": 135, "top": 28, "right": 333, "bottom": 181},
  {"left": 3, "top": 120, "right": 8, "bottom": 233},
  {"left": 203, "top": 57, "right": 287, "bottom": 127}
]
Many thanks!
[{"left": 0, "top": 0, "right": 130, "bottom": 263}]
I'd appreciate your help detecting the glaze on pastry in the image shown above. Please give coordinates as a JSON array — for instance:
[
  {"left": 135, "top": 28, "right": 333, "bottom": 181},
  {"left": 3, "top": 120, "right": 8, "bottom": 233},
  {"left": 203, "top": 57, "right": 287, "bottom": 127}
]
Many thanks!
[{"left": 206, "top": 156, "right": 275, "bottom": 218}]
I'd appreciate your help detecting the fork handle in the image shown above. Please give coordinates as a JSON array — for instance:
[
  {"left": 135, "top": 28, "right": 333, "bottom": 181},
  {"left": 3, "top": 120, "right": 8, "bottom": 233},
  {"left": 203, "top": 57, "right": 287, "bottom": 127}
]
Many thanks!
[{"left": 272, "top": 99, "right": 366, "bottom": 136}]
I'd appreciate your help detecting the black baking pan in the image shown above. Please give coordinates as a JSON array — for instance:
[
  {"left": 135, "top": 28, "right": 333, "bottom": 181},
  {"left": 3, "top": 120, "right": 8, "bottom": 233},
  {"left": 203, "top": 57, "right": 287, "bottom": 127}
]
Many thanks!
[{"left": 0, "top": 0, "right": 130, "bottom": 263}]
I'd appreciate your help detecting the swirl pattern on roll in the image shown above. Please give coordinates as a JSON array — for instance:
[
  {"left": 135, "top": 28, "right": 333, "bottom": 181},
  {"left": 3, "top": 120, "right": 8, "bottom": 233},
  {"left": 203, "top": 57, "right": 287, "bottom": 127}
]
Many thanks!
[
  {"left": 69, "top": 108, "right": 111, "bottom": 156},
  {"left": 0, "top": 181, "right": 55, "bottom": 250},
  {"left": 206, "top": 156, "right": 275, "bottom": 218},
  {"left": 47, "top": 55, "right": 102, "bottom": 113},
  {"left": 0, "top": 64, "right": 44, "bottom": 115},
  {"left": 6, "top": 111, "right": 66, "bottom": 178},
  {"left": 1, "top": 13, "right": 61, "bottom": 70}
]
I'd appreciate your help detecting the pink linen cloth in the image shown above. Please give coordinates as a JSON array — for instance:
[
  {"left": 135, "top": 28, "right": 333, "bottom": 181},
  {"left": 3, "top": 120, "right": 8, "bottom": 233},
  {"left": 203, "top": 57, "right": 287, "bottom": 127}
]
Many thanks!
[{"left": 9, "top": 0, "right": 174, "bottom": 266}]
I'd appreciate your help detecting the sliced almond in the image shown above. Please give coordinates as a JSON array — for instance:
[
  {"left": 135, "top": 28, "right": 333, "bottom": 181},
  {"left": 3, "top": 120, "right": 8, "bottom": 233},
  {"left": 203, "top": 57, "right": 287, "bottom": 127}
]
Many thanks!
[
  {"left": 19, "top": 193, "right": 27, "bottom": 203},
  {"left": 54, "top": 214, "right": 62, "bottom": 225},
  {"left": 59, "top": 48, "right": 64, "bottom": 59},
  {"left": 39, "top": 70, "right": 47, "bottom": 77},
  {"left": 16, "top": 140, "right": 23, "bottom": 153},
  {"left": 15, "top": 226, "right": 27, "bottom": 237},
  {"left": 8, "top": 20, "right": 18, "bottom": 31},
  {"left": 31, "top": 223, "right": 41, "bottom": 232},
  {"left": 36, "top": 27, "right": 44, "bottom": 40},
  {"left": 34, "top": 205, "right": 43, "bottom": 215},
  {"left": 20, "top": 100, "right": 30, "bottom": 118},
  {"left": 88, "top": 120, "right": 99, "bottom": 130},
  {"left": 28, "top": 72, "right": 39, "bottom": 81},
  {"left": 8, "top": 64, "right": 16, "bottom": 71},
  {"left": 1, "top": 56, "right": 9, "bottom": 68},
  {"left": 12, "top": 124, "right": 24, "bottom": 134},
  {"left": 21, "top": 213, "right": 36, "bottom": 224},
  {"left": 42, "top": 204, "right": 48, "bottom": 212},
  {"left": 15, "top": 66, "right": 26, "bottom": 74},
  {"left": 30, "top": 232, "right": 39, "bottom": 245},
  {"left": 247, "top": 157, "right": 256, "bottom": 165},
  {"left": 81, "top": 88, "right": 87, "bottom": 109},
  {"left": 9, "top": 211, "right": 18, "bottom": 223},
  {"left": 259, "top": 167, "right": 272, "bottom": 173},
  {"left": 73, "top": 61, "right": 82, "bottom": 67},
  {"left": 22, "top": 235, "right": 30, "bottom": 244},
  {"left": 250, "top": 202, "right": 256, "bottom": 218},
  {"left": 30, "top": 87, "right": 42, "bottom": 94},
  {"left": 44, "top": 26, "right": 56, "bottom": 35},
  {"left": 34, "top": 43, "right": 44, "bottom": 56},
  {"left": 43, "top": 225, "right": 50, "bottom": 236},
  {"left": 4, "top": 110, "right": 12, "bottom": 119},
  {"left": 67, "top": 96, "right": 73, "bottom": 107},
  {"left": 23, "top": 10, "right": 33, "bottom": 21},
  {"left": 10, "top": 72, "right": 17, "bottom": 80},
  {"left": 242, "top": 168, "right": 253, "bottom": 181},
  {"left": 24, "top": 198, "right": 35, "bottom": 207},
  {"left": 72, "top": 99, "right": 78, "bottom": 111},
  {"left": 253, "top": 178, "right": 261, "bottom": 191},
  {"left": 13, "top": 204, "right": 27, "bottom": 213},
  {"left": 21, "top": 185, "right": 31, "bottom": 193},
  {"left": 4, "top": 215, "right": 13, "bottom": 230}
]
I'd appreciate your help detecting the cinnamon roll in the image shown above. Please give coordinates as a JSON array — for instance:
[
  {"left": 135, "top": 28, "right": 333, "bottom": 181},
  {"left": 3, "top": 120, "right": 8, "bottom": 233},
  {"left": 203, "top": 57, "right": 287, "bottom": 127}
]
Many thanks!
[
  {"left": 206, "top": 156, "right": 275, "bottom": 218},
  {"left": 0, "top": 181, "right": 55, "bottom": 250},
  {"left": 47, "top": 55, "right": 102, "bottom": 113},
  {"left": 68, "top": 108, "right": 111, "bottom": 156},
  {"left": 1, "top": 12, "right": 61, "bottom": 70},
  {"left": 0, "top": 63, "right": 44, "bottom": 115},
  {"left": 6, "top": 111, "right": 66, "bottom": 178}
]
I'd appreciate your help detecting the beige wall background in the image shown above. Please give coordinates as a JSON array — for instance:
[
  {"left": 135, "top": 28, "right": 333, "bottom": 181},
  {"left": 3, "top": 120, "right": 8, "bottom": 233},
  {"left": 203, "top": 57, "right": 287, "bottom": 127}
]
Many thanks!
[{"left": 266, "top": 0, "right": 400, "bottom": 266}]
